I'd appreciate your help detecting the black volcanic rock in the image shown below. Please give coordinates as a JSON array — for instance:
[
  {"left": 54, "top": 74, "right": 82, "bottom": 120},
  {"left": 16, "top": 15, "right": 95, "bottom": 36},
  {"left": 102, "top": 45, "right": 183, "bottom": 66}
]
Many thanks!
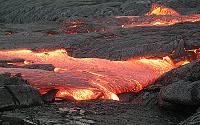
[
  {"left": 0, "top": 1, "right": 200, "bottom": 61},
  {"left": 21, "top": 64, "right": 55, "bottom": 71},
  {"left": 0, "top": 1, "right": 200, "bottom": 124},
  {"left": 129, "top": 84, "right": 162, "bottom": 106},
  {"left": 155, "top": 60, "right": 200, "bottom": 106},
  {"left": 117, "top": 92, "right": 138, "bottom": 102},
  {"left": 0, "top": 62, "right": 55, "bottom": 71},
  {"left": 0, "top": 115, "right": 38, "bottom": 125},
  {"left": 155, "top": 60, "right": 200, "bottom": 86},
  {"left": 178, "top": 112, "right": 200, "bottom": 125},
  {"left": 191, "top": 82, "right": 200, "bottom": 104},
  {"left": 0, "top": 58, "right": 25, "bottom": 63},
  {"left": 5, "top": 85, "right": 43, "bottom": 107},
  {"left": 0, "top": 0, "right": 200, "bottom": 24},
  {"left": 0, "top": 85, "right": 43, "bottom": 111},
  {"left": 0, "top": 73, "right": 43, "bottom": 111},
  {"left": 159, "top": 80, "right": 199, "bottom": 105},
  {"left": 0, "top": 21, "right": 200, "bottom": 60},
  {"left": 0, "top": 87, "right": 15, "bottom": 110},
  {"left": 1, "top": 100, "right": 187, "bottom": 125},
  {"left": 42, "top": 89, "right": 59, "bottom": 103},
  {"left": 0, "top": 72, "right": 28, "bottom": 86}
]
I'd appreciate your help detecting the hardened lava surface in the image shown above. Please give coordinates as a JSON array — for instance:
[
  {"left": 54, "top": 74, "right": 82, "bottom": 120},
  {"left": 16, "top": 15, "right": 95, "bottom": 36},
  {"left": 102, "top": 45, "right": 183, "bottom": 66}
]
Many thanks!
[{"left": 1, "top": 1, "right": 200, "bottom": 125}]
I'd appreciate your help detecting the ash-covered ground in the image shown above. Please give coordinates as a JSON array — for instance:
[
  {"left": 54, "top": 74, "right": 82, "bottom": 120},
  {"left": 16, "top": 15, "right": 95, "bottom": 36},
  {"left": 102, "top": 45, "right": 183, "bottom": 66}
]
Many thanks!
[{"left": 1, "top": 0, "right": 200, "bottom": 125}]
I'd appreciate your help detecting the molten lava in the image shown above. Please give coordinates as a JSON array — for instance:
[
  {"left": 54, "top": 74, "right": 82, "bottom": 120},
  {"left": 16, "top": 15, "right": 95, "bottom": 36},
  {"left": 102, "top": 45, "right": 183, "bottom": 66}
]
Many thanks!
[
  {"left": 146, "top": 3, "right": 180, "bottom": 16},
  {"left": 1, "top": 4, "right": 200, "bottom": 101},
  {"left": 115, "top": 4, "right": 200, "bottom": 28},
  {"left": 62, "top": 4, "right": 200, "bottom": 34},
  {"left": 0, "top": 48, "right": 199, "bottom": 101}
]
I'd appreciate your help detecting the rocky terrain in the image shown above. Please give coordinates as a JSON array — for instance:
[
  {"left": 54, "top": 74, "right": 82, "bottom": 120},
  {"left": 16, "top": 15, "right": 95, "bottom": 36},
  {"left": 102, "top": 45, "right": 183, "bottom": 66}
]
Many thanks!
[
  {"left": 0, "top": 0, "right": 200, "bottom": 24},
  {"left": 1, "top": 0, "right": 200, "bottom": 125}
]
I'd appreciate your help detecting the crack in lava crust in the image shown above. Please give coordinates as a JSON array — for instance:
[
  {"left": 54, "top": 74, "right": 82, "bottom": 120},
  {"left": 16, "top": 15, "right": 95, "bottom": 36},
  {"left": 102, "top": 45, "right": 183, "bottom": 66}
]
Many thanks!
[{"left": 0, "top": 49, "right": 199, "bottom": 101}]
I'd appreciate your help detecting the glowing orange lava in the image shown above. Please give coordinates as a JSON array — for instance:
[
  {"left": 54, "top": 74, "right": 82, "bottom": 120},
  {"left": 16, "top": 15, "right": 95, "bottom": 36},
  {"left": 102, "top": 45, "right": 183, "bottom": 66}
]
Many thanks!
[
  {"left": 0, "top": 48, "right": 199, "bottom": 101},
  {"left": 115, "top": 3, "right": 200, "bottom": 28},
  {"left": 62, "top": 3, "right": 200, "bottom": 34},
  {"left": 62, "top": 4, "right": 200, "bottom": 34},
  {"left": 146, "top": 3, "right": 180, "bottom": 16}
]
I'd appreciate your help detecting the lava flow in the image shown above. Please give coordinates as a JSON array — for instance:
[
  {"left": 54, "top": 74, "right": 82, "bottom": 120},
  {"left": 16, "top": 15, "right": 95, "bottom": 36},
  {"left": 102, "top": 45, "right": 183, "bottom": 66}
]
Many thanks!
[
  {"left": 115, "top": 3, "right": 200, "bottom": 28},
  {"left": 0, "top": 48, "right": 199, "bottom": 101},
  {"left": 1, "top": 3, "right": 200, "bottom": 101},
  {"left": 145, "top": 3, "right": 180, "bottom": 16},
  {"left": 62, "top": 3, "right": 200, "bottom": 35}
]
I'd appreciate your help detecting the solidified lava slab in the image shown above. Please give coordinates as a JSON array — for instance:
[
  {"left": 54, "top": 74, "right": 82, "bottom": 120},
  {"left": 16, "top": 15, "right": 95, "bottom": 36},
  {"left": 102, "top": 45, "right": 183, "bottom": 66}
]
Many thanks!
[
  {"left": 0, "top": 20, "right": 200, "bottom": 60},
  {"left": 0, "top": 0, "right": 200, "bottom": 24}
]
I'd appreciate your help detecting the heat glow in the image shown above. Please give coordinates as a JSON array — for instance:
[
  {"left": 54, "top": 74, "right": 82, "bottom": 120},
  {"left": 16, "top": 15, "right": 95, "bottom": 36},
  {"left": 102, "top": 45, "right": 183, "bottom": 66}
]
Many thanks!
[
  {"left": 62, "top": 4, "right": 200, "bottom": 35},
  {"left": 0, "top": 48, "right": 199, "bottom": 101},
  {"left": 146, "top": 3, "right": 180, "bottom": 16},
  {"left": 1, "top": 4, "right": 200, "bottom": 101},
  {"left": 115, "top": 3, "right": 200, "bottom": 28}
]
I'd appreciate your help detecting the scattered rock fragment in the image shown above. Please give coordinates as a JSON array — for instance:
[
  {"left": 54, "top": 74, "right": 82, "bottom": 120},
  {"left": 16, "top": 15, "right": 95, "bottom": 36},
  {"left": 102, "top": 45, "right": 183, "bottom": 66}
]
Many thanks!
[{"left": 59, "top": 107, "right": 84, "bottom": 116}]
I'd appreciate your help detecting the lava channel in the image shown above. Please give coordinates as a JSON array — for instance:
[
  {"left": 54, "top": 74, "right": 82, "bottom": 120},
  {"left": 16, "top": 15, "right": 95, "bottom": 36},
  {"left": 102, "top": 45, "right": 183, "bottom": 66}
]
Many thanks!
[{"left": 0, "top": 48, "right": 199, "bottom": 101}]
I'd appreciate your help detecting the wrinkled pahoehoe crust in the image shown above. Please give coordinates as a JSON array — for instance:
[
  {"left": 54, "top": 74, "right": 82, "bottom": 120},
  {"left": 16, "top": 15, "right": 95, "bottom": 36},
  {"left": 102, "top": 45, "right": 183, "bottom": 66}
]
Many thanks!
[{"left": 0, "top": 0, "right": 200, "bottom": 23}]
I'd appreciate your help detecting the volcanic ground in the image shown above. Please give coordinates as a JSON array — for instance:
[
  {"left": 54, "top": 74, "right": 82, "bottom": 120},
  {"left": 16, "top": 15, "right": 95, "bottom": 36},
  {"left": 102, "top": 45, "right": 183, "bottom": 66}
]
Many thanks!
[{"left": 1, "top": 0, "right": 200, "bottom": 125}]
